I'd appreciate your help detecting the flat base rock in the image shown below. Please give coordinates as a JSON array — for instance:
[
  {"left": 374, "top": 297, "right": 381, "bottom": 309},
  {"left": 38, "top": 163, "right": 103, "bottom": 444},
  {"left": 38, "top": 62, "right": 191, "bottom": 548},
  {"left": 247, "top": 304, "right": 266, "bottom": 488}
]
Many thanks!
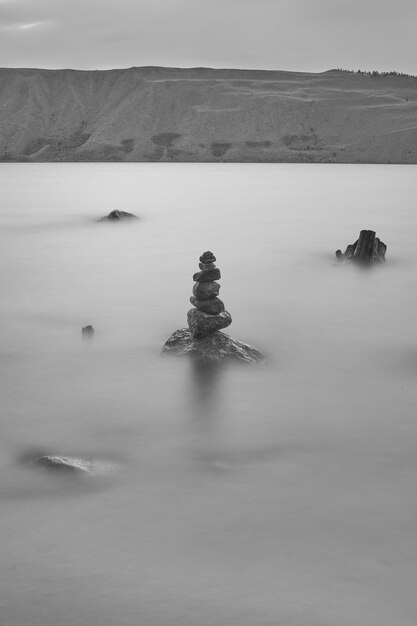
[
  {"left": 162, "top": 329, "right": 265, "bottom": 363},
  {"left": 187, "top": 308, "right": 232, "bottom": 338}
]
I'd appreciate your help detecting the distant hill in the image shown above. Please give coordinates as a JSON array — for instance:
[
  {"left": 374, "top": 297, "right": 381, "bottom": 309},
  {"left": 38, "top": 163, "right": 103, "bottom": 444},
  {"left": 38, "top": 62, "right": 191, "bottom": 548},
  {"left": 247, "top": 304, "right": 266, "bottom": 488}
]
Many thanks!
[{"left": 1, "top": 66, "right": 416, "bottom": 163}]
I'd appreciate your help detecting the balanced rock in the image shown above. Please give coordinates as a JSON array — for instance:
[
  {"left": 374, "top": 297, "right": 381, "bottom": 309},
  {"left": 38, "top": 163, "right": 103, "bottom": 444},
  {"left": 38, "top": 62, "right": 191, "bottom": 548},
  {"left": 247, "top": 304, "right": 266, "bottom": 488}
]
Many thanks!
[
  {"left": 190, "top": 296, "right": 225, "bottom": 315},
  {"left": 99, "top": 210, "right": 138, "bottom": 222},
  {"left": 193, "top": 268, "right": 221, "bottom": 282},
  {"left": 199, "top": 251, "right": 216, "bottom": 263},
  {"left": 199, "top": 262, "right": 216, "bottom": 271},
  {"left": 187, "top": 309, "right": 232, "bottom": 338},
  {"left": 192, "top": 281, "right": 220, "bottom": 300},
  {"left": 162, "top": 250, "right": 264, "bottom": 363},
  {"left": 190, "top": 249, "right": 228, "bottom": 330}
]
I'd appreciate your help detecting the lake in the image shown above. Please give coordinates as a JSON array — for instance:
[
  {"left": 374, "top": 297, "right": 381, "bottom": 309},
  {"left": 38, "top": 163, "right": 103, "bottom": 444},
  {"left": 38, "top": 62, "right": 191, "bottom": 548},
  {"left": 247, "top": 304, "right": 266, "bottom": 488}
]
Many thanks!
[{"left": 1, "top": 163, "right": 416, "bottom": 626}]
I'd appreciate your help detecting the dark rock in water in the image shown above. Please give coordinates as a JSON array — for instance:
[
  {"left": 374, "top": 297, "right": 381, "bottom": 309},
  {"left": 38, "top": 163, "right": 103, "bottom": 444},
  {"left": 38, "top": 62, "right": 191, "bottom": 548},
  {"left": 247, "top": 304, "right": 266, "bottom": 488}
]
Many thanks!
[
  {"left": 162, "top": 329, "right": 264, "bottom": 363},
  {"left": 190, "top": 296, "right": 225, "bottom": 314},
  {"left": 192, "top": 281, "right": 220, "bottom": 300},
  {"left": 199, "top": 262, "right": 216, "bottom": 271},
  {"left": 187, "top": 308, "right": 232, "bottom": 338},
  {"left": 199, "top": 251, "right": 216, "bottom": 263},
  {"left": 82, "top": 324, "right": 94, "bottom": 337},
  {"left": 336, "top": 230, "right": 386, "bottom": 265},
  {"left": 34, "top": 456, "right": 93, "bottom": 473},
  {"left": 20, "top": 451, "right": 118, "bottom": 478},
  {"left": 193, "top": 268, "right": 221, "bottom": 282},
  {"left": 99, "top": 210, "right": 138, "bottom": 222}
]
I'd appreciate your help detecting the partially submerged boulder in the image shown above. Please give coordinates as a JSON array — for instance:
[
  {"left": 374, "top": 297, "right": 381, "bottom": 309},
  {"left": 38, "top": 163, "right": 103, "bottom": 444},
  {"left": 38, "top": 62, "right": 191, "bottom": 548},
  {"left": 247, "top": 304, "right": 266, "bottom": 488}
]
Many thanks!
[
  {"left": 162, "top": 329, "right": 265, "bottom": 363},
  {"left": 99, "top": 210, "right": 137, "bottom": 222},
  {"left": 34, "top": 455, "right": 93, "bottom": 473},
  {"left": 82, "top": 324, "right": 94, "bottom": 338},
  {"left": 28, "top": 454, "right": 118, "bottom": 477},
  {"left": 162, "top": 251, "right": 264, "bottom": 363},
  {"left": 336, "top": 230, "right": 386, "bottom": 265}
]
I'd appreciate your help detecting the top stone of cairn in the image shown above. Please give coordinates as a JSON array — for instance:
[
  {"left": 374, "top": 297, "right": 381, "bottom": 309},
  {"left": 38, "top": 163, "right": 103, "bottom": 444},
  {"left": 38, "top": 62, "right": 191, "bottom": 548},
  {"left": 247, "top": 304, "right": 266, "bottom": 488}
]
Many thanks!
[{"left": 199, "top": 251, "right": 216, "bottom": 264}]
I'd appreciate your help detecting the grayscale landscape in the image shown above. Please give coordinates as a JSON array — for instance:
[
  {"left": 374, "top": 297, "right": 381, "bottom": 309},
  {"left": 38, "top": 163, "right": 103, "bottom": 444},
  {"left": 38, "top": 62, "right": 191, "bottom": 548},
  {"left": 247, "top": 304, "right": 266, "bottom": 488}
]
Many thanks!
[{"left": 1, "top": 0, "right": 417, "bottom": 624}]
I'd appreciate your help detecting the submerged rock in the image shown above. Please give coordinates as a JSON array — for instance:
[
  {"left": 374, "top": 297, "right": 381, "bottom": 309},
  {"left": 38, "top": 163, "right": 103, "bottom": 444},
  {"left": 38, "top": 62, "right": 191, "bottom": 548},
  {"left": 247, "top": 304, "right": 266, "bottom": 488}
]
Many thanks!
[
  {"left": 26, "top": 454, "right": 119, "bottom": 478},
  {"left": 336, "top": 230, "right": 386, "bottom": 265},
  {"left": 162, "top": 329, "right": 265, "bottom": 363},
  {"left": 82, "top": 324, "right": 94, "bottom": 337},
  {"left": 34, "top": 456, "right": 93, "bottom": 473},
  {"left": 99, "top": 210, "right": 138, "bottom": 222}
]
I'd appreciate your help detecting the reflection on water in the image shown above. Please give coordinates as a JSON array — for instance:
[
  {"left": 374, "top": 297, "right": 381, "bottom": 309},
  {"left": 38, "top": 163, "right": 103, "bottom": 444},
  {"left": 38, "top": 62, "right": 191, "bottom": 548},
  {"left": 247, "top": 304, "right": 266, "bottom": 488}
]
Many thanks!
[
  {"left": 189, "top": 359, "right": 222, "bottom": 409},
  {"left": 187, "top": 359, "right": 227, "bottom": 471},
  {"left": 1, "top": 163, "right": 417, "bottom": 626}
]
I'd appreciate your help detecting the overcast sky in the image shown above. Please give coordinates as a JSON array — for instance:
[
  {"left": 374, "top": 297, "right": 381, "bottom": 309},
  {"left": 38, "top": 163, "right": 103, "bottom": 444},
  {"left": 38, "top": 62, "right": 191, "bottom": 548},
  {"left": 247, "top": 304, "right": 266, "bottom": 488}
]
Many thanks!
[{"left": 0, "top": 0, "right": 416, "bottom": 73}]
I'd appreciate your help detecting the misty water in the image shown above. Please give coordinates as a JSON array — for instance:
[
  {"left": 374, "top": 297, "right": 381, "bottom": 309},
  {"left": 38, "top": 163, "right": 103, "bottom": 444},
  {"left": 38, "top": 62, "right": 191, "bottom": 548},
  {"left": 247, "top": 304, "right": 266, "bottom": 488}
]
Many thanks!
[{"left": 1, "top": 163, "right": 416, "bottom": 626}]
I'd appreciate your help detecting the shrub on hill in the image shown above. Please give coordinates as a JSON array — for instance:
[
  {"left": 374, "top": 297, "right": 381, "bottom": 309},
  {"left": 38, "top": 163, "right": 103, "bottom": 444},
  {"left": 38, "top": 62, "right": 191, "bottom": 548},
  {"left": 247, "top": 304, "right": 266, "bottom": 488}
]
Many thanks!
[{"left": 335, "top": 68, "right": 417, "bottom": 79}]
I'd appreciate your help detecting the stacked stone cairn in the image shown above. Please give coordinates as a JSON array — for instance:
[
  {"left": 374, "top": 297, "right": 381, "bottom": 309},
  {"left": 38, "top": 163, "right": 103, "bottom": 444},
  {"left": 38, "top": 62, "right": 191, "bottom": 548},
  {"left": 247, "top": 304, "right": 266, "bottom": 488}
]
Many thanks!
[
  {"left": 187, "top": 251, "right": 232, "bottom": 338},
  {"left": 162, "top": 251, "right": 264, "bottom": 363}
]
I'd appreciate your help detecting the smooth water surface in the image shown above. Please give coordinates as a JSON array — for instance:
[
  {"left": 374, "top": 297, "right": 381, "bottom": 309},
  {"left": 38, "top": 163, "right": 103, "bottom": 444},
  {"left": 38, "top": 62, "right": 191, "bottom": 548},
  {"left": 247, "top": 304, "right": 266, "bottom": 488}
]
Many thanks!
[{"left": 1, "top": 163, "right": 416, "bottom": 626}]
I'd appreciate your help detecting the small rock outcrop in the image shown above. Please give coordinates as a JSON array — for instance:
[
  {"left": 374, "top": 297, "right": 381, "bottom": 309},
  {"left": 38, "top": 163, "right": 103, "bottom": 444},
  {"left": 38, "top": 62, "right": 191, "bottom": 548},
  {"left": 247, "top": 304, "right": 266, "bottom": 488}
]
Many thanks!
[
  {"left": 162, "top": 251, "right": 264, "bottom": 363},
  {"left": 336, "top": 230, "right": 386, "bottom": 265},
  {"left": 82, "top": 324, "right": 94, "bottom": 338},
  {"left": 22, "top": 453, "right": 118, "bottom": 477},
  {"left": 99, "top": 210, "right": 138, "bottom": 222},
  {"left": 34, "top": 456, "right": 93, "bottom": 473},
  {"left": 163, "top": 329, "right": 264, "bottom": 363}
]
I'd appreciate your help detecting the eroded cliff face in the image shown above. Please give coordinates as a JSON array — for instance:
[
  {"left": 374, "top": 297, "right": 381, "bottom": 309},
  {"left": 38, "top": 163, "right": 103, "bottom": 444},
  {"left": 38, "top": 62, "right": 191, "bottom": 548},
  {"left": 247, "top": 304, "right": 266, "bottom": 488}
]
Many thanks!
[{"left": 1, "top": 66, "right": 416, "bottom": 163}]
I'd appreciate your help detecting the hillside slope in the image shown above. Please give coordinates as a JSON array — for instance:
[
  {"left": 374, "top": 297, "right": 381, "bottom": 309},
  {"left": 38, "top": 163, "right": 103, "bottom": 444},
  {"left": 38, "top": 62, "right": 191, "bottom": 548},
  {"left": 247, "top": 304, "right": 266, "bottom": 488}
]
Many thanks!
[{"left": 0, "top": 66, "right": 416, "bottom": 163}]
